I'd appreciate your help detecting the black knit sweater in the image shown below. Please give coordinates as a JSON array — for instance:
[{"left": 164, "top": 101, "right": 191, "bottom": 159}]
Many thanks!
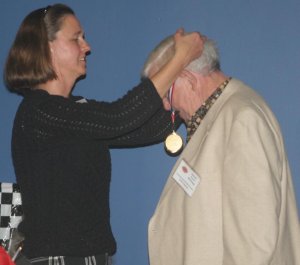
[{"left": 11, "top": 79, "right": 181, "bottom": 258}]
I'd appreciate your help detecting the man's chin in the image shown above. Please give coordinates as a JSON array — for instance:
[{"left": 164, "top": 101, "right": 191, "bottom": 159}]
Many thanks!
[{"left": 179, "top": 113, "right": 189, "bottom": 123}]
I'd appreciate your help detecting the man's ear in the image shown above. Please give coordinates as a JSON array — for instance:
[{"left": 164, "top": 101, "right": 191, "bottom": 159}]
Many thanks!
[{"left": 180, "top": 70, "right": 197, "bottom": 91}]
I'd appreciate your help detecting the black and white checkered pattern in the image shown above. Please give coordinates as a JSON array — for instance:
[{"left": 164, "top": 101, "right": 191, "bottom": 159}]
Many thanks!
[{"left": 0, "top": 182, "right": 23, "bottom": 250}]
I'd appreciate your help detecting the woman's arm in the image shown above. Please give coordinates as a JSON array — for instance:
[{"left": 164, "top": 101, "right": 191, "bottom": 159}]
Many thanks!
[{"left": 107, "top": 105, "right": 183, "bottom": 148}]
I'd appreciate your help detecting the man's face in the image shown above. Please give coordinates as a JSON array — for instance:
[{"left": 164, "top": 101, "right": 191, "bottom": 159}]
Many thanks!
[{"left": 163, "top": 71, "right": 197, "bottom": 121}]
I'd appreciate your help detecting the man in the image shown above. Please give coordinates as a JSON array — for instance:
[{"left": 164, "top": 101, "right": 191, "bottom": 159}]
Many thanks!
[{"left": 142, "top": 35, "right": 300, "bottom": 264}]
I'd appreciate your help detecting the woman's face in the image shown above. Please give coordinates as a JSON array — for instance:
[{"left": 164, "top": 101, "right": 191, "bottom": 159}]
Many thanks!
[{"left": 49, "top": 15, "right": 91, "bottom": 82}]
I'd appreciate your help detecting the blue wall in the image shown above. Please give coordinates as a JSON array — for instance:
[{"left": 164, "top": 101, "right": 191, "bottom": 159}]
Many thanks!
[{"left": 1, "top": 1, "right": 299, "bottom": 264}]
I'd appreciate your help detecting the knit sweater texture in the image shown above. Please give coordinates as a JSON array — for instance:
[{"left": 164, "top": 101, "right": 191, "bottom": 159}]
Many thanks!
[{"left": 11, "top": 79, "right": 180, "bottom": 258}]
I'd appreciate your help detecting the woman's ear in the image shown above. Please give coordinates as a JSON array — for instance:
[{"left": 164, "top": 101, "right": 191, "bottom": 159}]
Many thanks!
[{"left": 49, "top": 41, "right": 54, "bottom": 53}]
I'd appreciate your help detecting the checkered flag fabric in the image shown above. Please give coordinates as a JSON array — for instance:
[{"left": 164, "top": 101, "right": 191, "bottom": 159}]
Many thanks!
[{"left": 0, "top": 183, "right": 23, "bottom": 251}]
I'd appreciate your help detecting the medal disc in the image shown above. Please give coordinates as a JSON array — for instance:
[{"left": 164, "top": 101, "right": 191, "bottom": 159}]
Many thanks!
[{"left": 164, "top": 131, "right": 184, "bottom": 156}]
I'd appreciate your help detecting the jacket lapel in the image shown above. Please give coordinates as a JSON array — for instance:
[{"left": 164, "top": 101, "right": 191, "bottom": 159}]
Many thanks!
[{"left": 156, "top": 78, "right": 241, "bottom": 204}]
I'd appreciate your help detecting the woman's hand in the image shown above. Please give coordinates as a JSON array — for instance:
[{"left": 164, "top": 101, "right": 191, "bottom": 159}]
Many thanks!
[
  {"left": 173, "top": 28, "right": 204, "bottom": 68},
  {"left": 150, "top": 28, "right": 204, "bottom": 98}
]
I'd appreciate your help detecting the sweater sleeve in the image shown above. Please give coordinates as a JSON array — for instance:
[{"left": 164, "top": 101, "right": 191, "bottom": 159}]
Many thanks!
[
  {"left": 107, "top": 106, "right": 182, "bottom": 148},
  {"left": 23, "top": 79, "right": 166, "bottom": 140}
]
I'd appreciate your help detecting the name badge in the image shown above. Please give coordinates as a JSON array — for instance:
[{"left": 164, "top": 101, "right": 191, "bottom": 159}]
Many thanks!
[{"left": 172, "top": 159, "right": 200, "bottom": 196}]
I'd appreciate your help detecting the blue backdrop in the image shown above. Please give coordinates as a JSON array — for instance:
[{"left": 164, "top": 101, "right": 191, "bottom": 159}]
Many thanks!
[{"left": 1, "top": 1, "right": 299, "bottom": 264}]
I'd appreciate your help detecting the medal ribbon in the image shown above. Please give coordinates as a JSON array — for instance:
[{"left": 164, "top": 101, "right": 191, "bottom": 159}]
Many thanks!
[{"left": 168, "top": 82, "right": 176, "bottom": 129}]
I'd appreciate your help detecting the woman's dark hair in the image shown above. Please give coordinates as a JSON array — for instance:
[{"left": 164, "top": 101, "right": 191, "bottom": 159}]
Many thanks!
[{"left": 3, "top": 4, "right": 74, "bottom": 94}]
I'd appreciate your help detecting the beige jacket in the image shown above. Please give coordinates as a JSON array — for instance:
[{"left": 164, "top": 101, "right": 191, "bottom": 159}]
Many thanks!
[{"left": 148, "top": 79, "right": 300, "bottom": 265}]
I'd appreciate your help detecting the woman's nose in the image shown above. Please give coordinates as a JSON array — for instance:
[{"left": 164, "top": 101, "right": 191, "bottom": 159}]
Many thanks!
[{"left": 82, "top": 39, "right": 91, "bottom": 53}]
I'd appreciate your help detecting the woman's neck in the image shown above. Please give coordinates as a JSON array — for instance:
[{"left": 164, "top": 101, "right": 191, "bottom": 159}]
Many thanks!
[{"left": 36, "top": 78, "right": 74, "bottom": 98}]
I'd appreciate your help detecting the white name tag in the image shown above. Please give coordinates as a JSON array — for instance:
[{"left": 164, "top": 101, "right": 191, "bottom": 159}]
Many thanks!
[{"left": 172, "top": 159, "right": 200, "bottom": 196}]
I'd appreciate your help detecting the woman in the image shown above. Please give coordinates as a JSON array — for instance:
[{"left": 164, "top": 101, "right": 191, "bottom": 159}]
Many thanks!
[{"left": 4, "top": 3, "right": 203, "bottom": 265}]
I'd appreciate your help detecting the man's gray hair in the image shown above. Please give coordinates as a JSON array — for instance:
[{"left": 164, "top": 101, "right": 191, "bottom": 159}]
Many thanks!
[{"left": 141, "top": 34, "right": 220, "bottom": 78}]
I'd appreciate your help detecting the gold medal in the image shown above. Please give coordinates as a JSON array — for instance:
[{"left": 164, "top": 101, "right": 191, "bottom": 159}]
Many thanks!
[
  {"left": 164, "top": 82, "right": 184, "bottom": 156},
  {"left": 164, "top": 131, "right": 184, "bottom": 156}
]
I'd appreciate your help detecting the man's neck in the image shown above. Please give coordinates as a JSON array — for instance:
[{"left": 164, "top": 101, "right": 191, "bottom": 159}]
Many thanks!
[
  {"left": 183, "top": 71, "right": 229, "bottom": 122},
  {"left": 198, "top": 71, "right": 229, "bottom": 101}
]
